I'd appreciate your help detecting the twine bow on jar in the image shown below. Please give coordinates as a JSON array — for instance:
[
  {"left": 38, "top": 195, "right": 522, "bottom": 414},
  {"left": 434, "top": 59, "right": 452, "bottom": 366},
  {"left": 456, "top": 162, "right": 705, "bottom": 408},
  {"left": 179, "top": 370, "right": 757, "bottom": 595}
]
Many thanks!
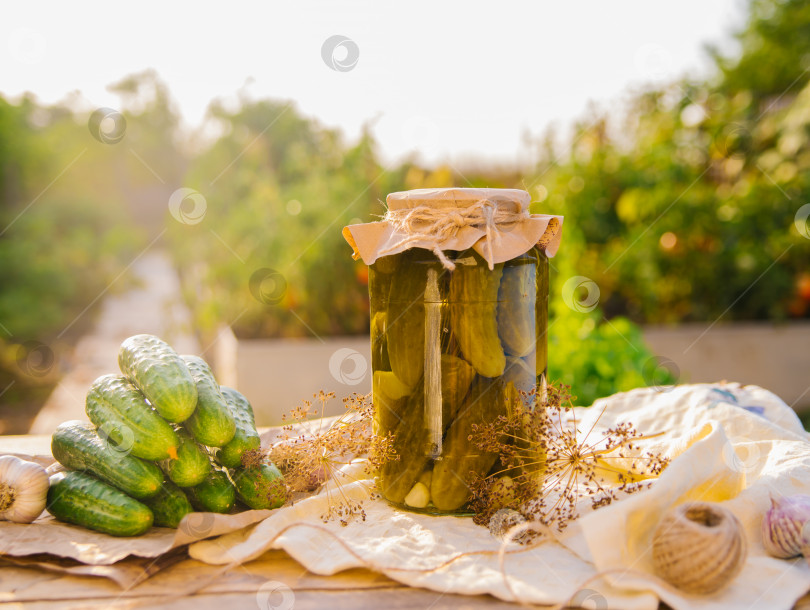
[
  {"left": 342, "top": 187, "right": 563, "bottom": 270},
  {"left": 377, "top": 198, "right": 528, "bottom": 271}
]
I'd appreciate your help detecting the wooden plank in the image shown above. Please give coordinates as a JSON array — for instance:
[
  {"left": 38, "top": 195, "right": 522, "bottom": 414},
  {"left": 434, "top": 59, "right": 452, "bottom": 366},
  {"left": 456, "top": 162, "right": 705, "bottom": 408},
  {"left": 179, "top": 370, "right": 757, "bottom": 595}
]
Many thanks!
[
  {"left": 0, "top": 550, "right": 394, "bottom": 603},
  {"left": 0, "top": 434, "right": 51, "bottom": 456},
  {"left": 0, "top": 548, "right": 535, "bottom": 609}
]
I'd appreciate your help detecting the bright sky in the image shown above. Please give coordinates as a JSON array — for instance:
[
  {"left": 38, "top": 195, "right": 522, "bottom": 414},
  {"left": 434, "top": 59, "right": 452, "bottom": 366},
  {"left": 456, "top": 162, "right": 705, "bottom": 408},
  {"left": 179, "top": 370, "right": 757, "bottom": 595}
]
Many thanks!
[{"left": 3, "top": 0, "right": 745, "bottom": 167}]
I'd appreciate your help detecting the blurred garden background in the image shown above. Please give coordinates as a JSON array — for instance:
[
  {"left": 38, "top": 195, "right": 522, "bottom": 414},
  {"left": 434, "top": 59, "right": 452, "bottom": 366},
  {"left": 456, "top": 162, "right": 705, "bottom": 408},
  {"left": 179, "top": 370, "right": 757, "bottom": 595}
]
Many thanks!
[{"left": 2, "top": 0, "right": 810, "bottom": 432}]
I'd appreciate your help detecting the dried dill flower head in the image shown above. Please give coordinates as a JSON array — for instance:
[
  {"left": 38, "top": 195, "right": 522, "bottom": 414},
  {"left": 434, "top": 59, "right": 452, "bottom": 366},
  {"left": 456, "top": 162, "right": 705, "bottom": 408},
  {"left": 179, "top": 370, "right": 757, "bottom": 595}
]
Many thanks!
[
  {"left": 240, "top": 448, "right": 265, "bottom": 469},
  {"left": 267, "top": 390, "right": 395, "bottom": 526},
  {"left": 469, "top": 383, "right": 669, "bottom": 533}
]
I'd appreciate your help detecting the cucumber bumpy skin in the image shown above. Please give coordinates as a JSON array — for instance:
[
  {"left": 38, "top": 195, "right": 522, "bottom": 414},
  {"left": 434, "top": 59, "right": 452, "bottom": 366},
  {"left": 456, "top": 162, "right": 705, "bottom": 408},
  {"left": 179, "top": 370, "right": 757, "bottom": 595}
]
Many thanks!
[
  {"left": 181, "top": 355, "right": 236, "bottom": 447},
  {"left": 377, "top": 380, "right": 431, "bottom": 505},
  {"left": 232, "top": 463, "right": 286, "bottom": 510},
  {"left": 51, "top": 420, "right": 163, "bottom": 499},
  {"left": 46, "top": 471, "right": 154, "bottom": 537},
  {"left": 158, "top": 426, "right": 211, "bottom": 487},
  {"left": 449, "top": 252, "right": 506, "bottom": 378},
  {"left": 439, "top": 354, "right": 476, "bottom": 431},
  {"left": 372, "top": 370, "right": 411, "bottom": 436},
  {"left": 369, "top": 254, "right": 398, "bottom": 372},
  {"left": 216, "top": 386, "right": 261, "bottom": 468},
  {"left": 142, "top": 480, "right": 194, "bottom": 528},
  {"left": 430, "top": 377, "right": 512, "bottom": 511},
  {"left": 85, "top": 374, "right": 180, "bottom": 461},
  {"left": 496, "top": 255, "right": 537, "bottom": 358},
  {"left": 386, "top": 249, "right": 429, "bottom": 390},
  {"left": 118, "top": 334, "right": 198, "bottom": 423},
  {"left": 187, "top": 469, "right": 236, "bottom": 513}
]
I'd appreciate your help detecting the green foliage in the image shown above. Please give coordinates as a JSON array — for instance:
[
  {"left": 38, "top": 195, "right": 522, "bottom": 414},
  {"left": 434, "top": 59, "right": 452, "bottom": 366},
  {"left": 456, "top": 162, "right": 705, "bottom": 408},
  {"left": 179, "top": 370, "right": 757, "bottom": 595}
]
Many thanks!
[
  {"left": 170, "top": 99, "right": 403, "bottom": 341},
  {"left": 548, "top": 310, "right": 666, "bottom": 407},
  {"left": 0, "top": 201, "right": 139, "bottom": 339},
  {"left": 712, "top": 0, "right": 810, "bottom": 99},
  {"left": 533, "top": 71, "right": 810, "bottom": 324},
  {"left": 0, "top": 90, "right": 149, "bottom": 430},
  {"left": 542, "top": 225, "right": 674, "bottom": 406}
]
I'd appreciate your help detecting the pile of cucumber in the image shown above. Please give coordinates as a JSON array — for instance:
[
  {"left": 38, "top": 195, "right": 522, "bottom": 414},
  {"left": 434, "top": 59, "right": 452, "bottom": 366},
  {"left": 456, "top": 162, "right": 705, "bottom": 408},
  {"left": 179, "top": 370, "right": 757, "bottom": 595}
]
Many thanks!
[{"left": 46, "top": 334, "right": 285, "bottom": 537}]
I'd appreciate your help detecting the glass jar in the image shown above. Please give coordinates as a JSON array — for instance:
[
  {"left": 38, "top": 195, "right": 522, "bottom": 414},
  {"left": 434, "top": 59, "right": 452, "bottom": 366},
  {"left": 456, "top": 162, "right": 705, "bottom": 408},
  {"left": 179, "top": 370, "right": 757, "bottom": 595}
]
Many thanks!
[{"left": 369, "top": 246, "right": 549, "bottom": 515}]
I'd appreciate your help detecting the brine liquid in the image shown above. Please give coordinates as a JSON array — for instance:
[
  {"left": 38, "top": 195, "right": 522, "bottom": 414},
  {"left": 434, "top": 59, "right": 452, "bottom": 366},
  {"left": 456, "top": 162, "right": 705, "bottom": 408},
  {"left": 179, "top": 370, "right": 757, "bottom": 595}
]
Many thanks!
[{"left": 369, "top": 247, "right": 548, "bottom": 514}]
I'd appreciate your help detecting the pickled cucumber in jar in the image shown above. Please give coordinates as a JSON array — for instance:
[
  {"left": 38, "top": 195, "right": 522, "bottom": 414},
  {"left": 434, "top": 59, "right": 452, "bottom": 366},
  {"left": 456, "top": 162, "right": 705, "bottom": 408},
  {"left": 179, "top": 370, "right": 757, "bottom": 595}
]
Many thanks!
[
  {"left": 353, "top": 187, "right": 560, "bottom": 515},
  {"left": 368, "top": 247, "right": 548, "bottom": 514}
]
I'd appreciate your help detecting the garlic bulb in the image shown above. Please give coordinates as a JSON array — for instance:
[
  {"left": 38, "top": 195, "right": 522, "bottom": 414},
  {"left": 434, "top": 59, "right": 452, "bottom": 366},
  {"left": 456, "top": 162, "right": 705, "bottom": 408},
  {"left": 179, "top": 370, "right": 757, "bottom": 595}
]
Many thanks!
[
  {"left": 0, "top": 455, "right": 50, "bottom": 523},
  {"left": 652, "top": 501, "right": 747, "bottom": 595},
  {"left": 762, "top": 494, "right": 810, "bottom": 558}
]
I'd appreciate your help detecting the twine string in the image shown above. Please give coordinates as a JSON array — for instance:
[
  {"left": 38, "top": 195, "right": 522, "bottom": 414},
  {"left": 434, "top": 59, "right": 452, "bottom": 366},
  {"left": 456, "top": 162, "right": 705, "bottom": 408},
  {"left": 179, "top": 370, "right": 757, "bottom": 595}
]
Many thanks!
[
  {"left": 378, "top": 198, "right": 528, "bottom": 270},
  {"left": 133, "top": 516, "right": 679, "bottom": 609}
]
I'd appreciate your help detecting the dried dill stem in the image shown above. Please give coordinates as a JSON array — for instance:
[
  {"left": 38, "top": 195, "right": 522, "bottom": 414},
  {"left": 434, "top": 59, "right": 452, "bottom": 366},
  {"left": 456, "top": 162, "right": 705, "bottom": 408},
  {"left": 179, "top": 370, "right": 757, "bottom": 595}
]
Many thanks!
[
  {"left": 468, "top": 383, "right": 670, "bottom": 533},
  {"left": 268, "top": 390, "right": 395, "bottom": 526}
]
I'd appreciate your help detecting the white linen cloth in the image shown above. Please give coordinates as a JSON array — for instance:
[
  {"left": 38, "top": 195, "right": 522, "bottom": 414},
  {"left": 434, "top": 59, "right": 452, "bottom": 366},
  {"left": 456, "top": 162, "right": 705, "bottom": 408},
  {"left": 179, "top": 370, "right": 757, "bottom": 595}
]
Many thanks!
[{"left": 190, "top": 383, "right": 810, "bottom": 610}]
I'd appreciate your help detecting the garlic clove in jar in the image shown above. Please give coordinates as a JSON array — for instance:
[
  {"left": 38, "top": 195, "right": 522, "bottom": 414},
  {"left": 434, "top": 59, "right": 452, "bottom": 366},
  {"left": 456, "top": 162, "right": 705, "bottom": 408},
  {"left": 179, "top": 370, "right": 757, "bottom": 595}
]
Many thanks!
[
  {"left": 761, "top": 494, "right": 810, "bottom": 559},
  {"left": 652, "top": 501, "right": 747, "bottom": 595},
  {"left": 0, "top": 455, "right": 50, "bottom": 524},
  {"left": 404, "top": 482, "right": 430, "bottom": 508}
]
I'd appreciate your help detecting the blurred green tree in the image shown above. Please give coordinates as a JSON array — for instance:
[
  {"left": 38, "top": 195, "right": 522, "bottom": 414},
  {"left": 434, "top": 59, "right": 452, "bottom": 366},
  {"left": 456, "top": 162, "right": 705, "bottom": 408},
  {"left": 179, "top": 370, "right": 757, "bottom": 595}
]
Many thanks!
[
  {"left": 0, "top": 92, "right": 147, "bottom": 431},
  {"left": 712, "top": 0, "right": 810, "bottom": 100},
  {"left": 171, "top": 99, "right": 405, "bottom": 345},
  {"left": 531, "top": 0, "right": 810, "bottom": 325}
]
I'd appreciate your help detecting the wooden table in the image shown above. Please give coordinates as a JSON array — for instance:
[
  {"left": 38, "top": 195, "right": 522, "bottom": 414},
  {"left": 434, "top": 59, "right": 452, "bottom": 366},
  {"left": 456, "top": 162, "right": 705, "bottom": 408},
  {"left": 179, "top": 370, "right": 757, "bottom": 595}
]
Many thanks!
[{"left": 0, "top": 434, "right": 526, "bottom": 609}]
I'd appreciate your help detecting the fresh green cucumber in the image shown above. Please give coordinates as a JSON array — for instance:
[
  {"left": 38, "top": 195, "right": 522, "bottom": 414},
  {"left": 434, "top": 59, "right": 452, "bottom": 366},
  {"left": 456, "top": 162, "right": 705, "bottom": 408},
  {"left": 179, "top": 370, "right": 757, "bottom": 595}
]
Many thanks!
[
  {"left": 232, "top": 463, "right": 285, "bottom": 510},
  {"left": 158, "top": 426, "right": 211, "bottom": 487},
  {"left": 216, "top": 386, "right": 261, "bottom": 468},
  {"left": 118, "top": 334, "right": 198, "bottom": 423},
  {"left": 51, "top": 420, "right": 163, "bottom": 499},
  {"left": 142, "top": 481, "right": 193, "bottom": 528},
  {"left": 187, "top": 469, "right": 236, "bottom": 513},
  {"left": 181, "top": 355, "right": 236, "bottom": 447},
  {"left": 85, "top": 374, "right": 180, "bottom": 461},
  {"left": 46, "top": 471, "right": 153, "bottom": 537}
]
